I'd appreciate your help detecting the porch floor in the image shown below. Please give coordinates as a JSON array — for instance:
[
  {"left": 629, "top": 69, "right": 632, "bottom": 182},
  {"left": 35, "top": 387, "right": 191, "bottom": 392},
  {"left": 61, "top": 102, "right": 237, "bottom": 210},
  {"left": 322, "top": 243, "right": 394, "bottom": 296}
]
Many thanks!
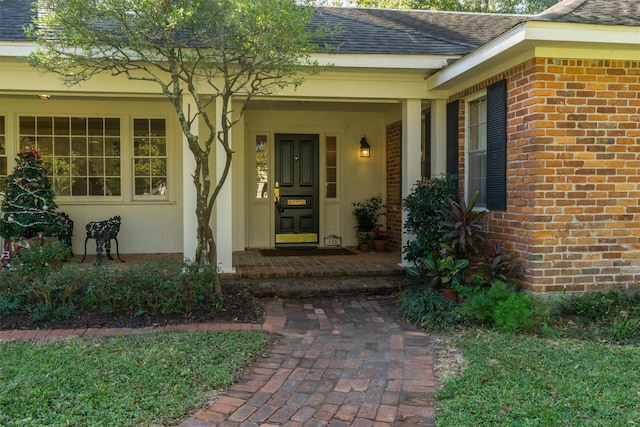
[{"left": 229, "top": 247, "right": 405, "bottom": 279}]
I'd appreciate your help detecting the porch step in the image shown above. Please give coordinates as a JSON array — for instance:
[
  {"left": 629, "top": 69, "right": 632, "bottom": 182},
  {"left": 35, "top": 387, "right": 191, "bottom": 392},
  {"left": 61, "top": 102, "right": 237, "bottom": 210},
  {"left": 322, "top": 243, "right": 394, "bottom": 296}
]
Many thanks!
[{"left": 225, "top": 274, "right": 408, "bottom": 299}]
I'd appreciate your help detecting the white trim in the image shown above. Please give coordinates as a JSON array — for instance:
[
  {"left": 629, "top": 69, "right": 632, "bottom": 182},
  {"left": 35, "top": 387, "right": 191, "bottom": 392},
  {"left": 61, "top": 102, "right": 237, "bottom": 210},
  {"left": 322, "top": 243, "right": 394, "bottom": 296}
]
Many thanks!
[
  {"left": 427, "top": 21, "right": 640, "bottom": 91},
  {"left": 464, "top": 90, "right": 488, "bottom": 208},
  {"left": 312, "top": 53, "right": 456, "bottom": 70}
]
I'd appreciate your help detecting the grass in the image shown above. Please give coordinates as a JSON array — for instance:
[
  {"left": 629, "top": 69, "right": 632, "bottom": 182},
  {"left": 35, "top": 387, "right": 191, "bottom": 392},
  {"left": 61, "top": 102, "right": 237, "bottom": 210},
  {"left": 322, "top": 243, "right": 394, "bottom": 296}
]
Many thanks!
[
  {"left": 435, "top": 330, "right": 640, "bottom": 426},
  {"left": 0, "top": 330, "right": 271, "bottom": 426}
]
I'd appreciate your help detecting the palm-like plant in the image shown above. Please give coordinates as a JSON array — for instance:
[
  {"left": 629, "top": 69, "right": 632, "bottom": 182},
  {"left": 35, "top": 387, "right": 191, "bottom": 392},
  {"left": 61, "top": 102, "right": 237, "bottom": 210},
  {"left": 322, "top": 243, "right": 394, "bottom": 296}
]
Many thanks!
[{"left": 440, "top": 190, "right": 486, "bottom": 258}]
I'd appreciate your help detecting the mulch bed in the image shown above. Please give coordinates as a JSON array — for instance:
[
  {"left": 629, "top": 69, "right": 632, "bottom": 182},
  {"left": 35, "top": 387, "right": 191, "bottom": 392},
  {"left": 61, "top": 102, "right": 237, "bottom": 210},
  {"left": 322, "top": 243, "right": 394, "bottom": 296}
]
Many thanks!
[{"left": 0, "top": 286, "right": 265, "bottom": 331}]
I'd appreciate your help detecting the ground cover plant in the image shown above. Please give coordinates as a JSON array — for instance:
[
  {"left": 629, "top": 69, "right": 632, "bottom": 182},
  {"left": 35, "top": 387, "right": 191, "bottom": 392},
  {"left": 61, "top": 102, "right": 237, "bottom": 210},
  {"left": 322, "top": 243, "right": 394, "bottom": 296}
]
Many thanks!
[
  {"left": 0, "top": 330, "right": 271, "bottom": 426},
  {"left": 0, "top": 244, "right": 264, "bottom": 329}
]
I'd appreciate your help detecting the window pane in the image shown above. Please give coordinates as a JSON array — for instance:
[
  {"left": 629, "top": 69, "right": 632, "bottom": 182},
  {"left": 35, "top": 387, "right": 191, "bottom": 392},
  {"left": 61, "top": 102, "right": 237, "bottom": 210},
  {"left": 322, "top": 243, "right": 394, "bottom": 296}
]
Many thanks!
[
  {"left": 255, "top": 135, "right": 268, "bottom": 199},
  {"left": 325, "top": 136, "right": 337, "bottom": 199},
  {"left": 132, "top": 118, "right": 168, "bottom": 198},
  {"left": 19, "top": 115, "right": 121, "bottom": 197},
  {"left": 467, "top": 97, "right": 487, "bottom": 206}
]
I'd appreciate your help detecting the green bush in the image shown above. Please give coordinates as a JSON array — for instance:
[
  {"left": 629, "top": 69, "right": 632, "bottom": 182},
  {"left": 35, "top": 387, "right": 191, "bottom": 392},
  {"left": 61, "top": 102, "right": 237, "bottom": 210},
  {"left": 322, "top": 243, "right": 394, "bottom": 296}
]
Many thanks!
[
  {"left": 402, "top": 175, "right": 457, "bottom": 262},
  {"left": 0, "top": 257, "right": 221, "bottom": 321},
  {"left": 458, "top": 281, "right": 535, "bottom": 333},
  {"left": 563, "top": 291, "right": 630, "bottom": 322},
  {"left": 398, "top": 284, "right": 458, "bottom": 330}
]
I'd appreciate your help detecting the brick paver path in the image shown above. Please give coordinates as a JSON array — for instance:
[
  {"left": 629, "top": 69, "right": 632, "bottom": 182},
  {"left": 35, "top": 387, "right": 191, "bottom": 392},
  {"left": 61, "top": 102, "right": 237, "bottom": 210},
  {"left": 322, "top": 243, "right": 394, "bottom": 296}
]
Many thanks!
[{"left": 181, "top": 296, "right": 436, "bottom": 427}]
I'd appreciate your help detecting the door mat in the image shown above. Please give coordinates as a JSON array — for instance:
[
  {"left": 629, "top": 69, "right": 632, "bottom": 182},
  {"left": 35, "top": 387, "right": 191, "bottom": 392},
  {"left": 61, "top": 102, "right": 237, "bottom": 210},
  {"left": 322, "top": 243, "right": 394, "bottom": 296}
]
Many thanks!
[{"left": 260, "top": 248, "right": 357, "bottom": 257}]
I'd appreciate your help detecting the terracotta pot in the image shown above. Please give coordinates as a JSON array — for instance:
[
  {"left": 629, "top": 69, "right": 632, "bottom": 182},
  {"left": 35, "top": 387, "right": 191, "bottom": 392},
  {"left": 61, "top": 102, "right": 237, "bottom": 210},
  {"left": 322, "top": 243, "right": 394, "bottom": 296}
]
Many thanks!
[
  {"left": 373, "top": 239, "right": 388, "bottom": 252},
  {"left": 359, "top": 243, "right": 370, "bottom": 252},
  {"left": 441, "top": 288, "right": 460, "bottom": 303}
]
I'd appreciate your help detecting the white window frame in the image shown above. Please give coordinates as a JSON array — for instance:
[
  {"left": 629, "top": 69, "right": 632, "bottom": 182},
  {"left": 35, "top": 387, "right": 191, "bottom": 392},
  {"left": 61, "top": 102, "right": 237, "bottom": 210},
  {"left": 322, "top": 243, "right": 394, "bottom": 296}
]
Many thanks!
[
  {"left": 465, "top": 91, "right": 488, "bottom": 209},
  {"left": 131, "top": 117, "right": 169, "bottom": 201}
]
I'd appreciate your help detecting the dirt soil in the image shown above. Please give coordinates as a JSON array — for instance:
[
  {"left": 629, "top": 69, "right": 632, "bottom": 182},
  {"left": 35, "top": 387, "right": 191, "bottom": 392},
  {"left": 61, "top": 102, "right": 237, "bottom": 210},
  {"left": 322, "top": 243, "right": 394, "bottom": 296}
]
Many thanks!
[{"left": 0, "top": 285, "right": 265, "bottom": 331}]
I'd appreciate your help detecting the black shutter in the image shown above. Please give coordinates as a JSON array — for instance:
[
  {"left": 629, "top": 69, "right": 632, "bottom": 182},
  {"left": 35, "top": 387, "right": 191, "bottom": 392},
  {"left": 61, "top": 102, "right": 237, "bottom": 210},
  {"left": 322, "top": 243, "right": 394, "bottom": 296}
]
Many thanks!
[
  {"left": 446, "top": 100, "right": 459, "bottom": 177},
  {"left": 486, "top": 80, "right": 507, "bottom": 210}
]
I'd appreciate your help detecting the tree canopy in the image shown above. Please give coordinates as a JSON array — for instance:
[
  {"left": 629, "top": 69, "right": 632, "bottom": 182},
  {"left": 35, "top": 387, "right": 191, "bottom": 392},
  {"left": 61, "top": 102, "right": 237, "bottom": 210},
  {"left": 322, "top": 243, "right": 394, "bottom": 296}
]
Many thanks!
[
  {"left": 353, "top": 0, "right": 561, "bottom": 14},
  {"left": 27, "top": 0, "right": 324, "bottom": 283}
]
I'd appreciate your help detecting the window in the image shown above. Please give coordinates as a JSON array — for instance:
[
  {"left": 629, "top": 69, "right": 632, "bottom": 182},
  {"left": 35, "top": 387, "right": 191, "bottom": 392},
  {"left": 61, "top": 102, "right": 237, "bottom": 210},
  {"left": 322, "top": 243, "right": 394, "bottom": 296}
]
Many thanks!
[
  {"left": 0, "top": 116, "right": 6, "bottom": 189},
  {"left": 325, "top": 136, "right": 337, "bottom": 198},
  {"left": 255, "top": 135, "right": 268, "bottom": 198},
  {"left": 133, "top": 118, "right": 167, "bottom": 197},
  {"left": 19, "top": 116, "right": 121, "bottom": 196},
  {"left": 467, "top": 95, "right": 487, "bottom": 207},
  {"left": 460, "top": 79, "right": 507, "bottom": 211}
]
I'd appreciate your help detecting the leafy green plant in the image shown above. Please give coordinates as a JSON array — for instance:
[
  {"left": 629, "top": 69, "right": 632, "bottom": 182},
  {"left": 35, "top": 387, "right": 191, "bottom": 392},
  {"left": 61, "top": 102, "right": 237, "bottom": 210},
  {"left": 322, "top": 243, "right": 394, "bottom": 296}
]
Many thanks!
[
  {"left": 352, "top": 194, "right": 385, "bottom": 232},
  {"left": 402, "top": 175, "right": 457, "bottom": 262},
  {"left": 493, "top": 292, "right": 534, "bottom": 333},
  {"left": 563, "top": 291, "right": 629, "bottom": 322},
  {"left": 440, "top": 190, "right": 486, "bottom": 258},
  {"left": 398, "top": 284, "right": 458, "bottom": 330},
  {"left": 475, "top": 244, "right": 516, "bottom": 284},
  {"left": 407, "top": 251, "right": 469, "bottom": 290}
]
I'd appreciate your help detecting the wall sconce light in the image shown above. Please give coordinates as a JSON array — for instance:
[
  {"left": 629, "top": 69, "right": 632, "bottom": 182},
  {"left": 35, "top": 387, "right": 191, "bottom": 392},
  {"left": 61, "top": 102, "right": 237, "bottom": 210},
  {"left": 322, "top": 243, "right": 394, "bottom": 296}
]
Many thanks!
[{"left": 359, "top": 136, "right": 370, "bottom": 158}]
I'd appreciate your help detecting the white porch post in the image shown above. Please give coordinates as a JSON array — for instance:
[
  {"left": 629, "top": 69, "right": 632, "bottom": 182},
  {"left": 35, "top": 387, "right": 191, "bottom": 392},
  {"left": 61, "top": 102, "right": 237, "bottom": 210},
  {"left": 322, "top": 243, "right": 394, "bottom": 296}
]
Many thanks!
[
  {"left": 215, "top": 95, "right": 235, "bottom": 273},
  {"left": 401, "top": 99, "right": 423, "bottom": 267},
  {"left": 182, "top": 95, "right": 198, "bottom": 261},
  {"left": 431, "top": 99, "right": 448, "bottom": 176}
]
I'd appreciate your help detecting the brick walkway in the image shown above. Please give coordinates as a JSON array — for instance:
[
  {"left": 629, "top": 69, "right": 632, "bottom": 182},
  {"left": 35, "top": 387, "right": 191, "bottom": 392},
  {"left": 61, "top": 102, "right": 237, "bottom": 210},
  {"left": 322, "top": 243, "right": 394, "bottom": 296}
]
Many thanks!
[
  {"left": 182, "top": 295, "right": 436, "bottom": 427},
  {"left": 1, "top": 252, "right": 437, "bottom": 425}
]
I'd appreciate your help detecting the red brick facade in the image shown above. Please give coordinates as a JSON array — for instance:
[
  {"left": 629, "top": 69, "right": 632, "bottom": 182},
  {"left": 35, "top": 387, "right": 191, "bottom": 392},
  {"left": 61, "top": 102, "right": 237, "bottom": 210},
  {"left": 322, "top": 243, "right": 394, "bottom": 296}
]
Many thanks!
[
  {"left": 450, "top": 57, "right": 640, "bottom": 293},
  {"left": 386, "top": 121, "right": 403, "bottom": 252}
]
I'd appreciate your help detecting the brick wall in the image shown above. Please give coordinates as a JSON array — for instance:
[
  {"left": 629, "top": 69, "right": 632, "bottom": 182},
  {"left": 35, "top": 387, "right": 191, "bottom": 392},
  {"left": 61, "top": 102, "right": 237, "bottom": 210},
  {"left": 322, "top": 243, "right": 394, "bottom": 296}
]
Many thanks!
[
  {"left": 386, "top": 121, "right": 402, "bottom": 251},
  {"left": 451, "top": 57, "right": 640, "bottom": 293}
]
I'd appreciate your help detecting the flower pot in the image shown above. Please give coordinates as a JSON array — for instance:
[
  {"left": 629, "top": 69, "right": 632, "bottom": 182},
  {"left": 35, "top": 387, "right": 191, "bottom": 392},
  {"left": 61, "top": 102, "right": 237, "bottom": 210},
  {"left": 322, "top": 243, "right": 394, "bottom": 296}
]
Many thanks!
[
  {"left": 441, "top": 288, "right": 460, "bottom": 303},
  {"left": 359, "top": 243, "right": 370, "bottom": 252},
  {"left": 373, "top": 239, "right": 388, "bottom": 252}
]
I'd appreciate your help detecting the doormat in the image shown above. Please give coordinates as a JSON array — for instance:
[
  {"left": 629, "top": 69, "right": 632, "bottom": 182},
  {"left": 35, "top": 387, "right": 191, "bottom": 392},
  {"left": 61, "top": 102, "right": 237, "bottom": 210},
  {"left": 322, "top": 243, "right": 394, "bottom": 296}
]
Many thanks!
[{"left": 260, "top": 247, "right": 357, "bottom": 257}]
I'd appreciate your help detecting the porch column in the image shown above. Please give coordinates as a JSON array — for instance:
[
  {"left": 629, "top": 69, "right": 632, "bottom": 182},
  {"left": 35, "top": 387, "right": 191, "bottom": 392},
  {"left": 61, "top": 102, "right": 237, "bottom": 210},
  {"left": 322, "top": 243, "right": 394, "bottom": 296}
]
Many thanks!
[
  {"left": 430, "top": 99, "right": 448, "bottom": 176},
  {"left": 182, "top": 95, "right": 198, "bottom": 261},
  {"left": 215, "top": 95, "right": 235, "bottom": 273},
  {"left": 401, "top": 99, "right": 422, "bottom": 267}
]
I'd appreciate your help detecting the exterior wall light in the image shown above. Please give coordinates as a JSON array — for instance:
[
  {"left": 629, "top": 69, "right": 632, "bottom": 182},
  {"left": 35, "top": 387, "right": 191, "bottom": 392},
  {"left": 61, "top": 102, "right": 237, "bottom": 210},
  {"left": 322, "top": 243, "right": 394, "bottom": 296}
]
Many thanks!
[{"left": 359, "top": 136, "right": 370, "bottom": 158}]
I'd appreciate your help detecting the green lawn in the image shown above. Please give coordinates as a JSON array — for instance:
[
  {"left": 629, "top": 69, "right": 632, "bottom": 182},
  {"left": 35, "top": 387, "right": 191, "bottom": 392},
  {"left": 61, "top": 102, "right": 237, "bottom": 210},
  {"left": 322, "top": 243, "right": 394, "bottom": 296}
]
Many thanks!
[
  {"left": 435, "top": 331, "right": 640, "bottom": 426},
  {"left": 0, "top": 331, "right": 270, "bottom": 426}
]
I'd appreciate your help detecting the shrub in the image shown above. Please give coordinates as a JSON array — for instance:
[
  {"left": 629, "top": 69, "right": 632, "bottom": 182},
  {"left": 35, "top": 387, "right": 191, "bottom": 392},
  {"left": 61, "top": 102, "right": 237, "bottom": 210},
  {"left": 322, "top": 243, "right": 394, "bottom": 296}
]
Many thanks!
[
  {"left": 458, "top": 281, "right": 536, "bottom": 333},
  {"left": 402, "top": 175, "right": 457, "bottom": 262},
  {"left": 399, "top": 284, "right": 458, "bottom": 330},
  {"left": 352, "top": 194, "right": 385, "bottom": 232},
  {"left": 0, "top": 257, "right": 221, "bottom": 321}
]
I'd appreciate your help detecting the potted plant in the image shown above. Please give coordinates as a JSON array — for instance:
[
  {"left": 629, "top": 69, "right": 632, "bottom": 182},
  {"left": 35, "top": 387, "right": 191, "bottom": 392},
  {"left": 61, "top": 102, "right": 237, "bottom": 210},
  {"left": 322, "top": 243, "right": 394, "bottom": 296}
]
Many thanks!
[
  {"left": 358, "top": 231, "right": 371, "bottom": 252},
  {"left": 352, "top": 194, "right": 385, "bottom": 237},
  {"left": 372, "top": 229, "right": 388, "bottom": 252}
]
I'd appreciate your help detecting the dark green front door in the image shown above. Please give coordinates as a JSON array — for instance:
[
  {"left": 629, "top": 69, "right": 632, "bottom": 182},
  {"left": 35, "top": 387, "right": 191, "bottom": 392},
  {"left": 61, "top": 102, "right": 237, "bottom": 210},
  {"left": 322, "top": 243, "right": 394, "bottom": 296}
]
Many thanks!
[{"left": 274, "top": 134, "right": 319, "bottom": 245}]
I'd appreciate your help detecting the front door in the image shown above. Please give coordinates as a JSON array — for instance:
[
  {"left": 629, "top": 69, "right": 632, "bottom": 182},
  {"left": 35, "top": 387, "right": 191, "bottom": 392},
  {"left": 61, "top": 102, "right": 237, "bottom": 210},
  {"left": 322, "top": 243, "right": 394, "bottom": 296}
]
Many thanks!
[{"left": 274, "top": 134, "right": 319, "bottom": 245}]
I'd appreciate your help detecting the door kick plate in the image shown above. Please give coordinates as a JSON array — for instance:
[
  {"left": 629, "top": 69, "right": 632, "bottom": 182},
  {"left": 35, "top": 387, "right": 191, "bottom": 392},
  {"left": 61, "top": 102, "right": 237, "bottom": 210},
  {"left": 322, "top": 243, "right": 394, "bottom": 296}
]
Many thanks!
[{"left": 276, "top": 233, "right": 318, "bottom": 243}]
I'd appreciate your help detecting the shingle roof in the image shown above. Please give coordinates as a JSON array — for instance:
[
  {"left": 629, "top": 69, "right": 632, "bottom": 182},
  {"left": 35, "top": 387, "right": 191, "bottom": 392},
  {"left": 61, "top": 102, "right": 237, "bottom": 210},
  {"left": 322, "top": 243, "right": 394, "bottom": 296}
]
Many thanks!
[
  {"left": 0, "top": 0, "right": 638, "bottom": 57},
  {"left": 535, "top": 0, "right": 640, "bottom": 26},
  {"left": 310, "top": 8, "right": 526, "bottom": 55},
  {"left": 0, "top": 0, "right": 33, "bottom": 42}
]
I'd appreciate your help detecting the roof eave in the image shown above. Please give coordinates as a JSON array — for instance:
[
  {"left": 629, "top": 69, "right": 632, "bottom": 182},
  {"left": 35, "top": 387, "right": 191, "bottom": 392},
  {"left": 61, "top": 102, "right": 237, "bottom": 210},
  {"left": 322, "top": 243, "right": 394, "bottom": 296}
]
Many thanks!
[
  {"left": 312, "top": 52, "right": 458, "bottom": 71},
  {"left": 427, "top": 20, "right": 640, "bottom": 92}
]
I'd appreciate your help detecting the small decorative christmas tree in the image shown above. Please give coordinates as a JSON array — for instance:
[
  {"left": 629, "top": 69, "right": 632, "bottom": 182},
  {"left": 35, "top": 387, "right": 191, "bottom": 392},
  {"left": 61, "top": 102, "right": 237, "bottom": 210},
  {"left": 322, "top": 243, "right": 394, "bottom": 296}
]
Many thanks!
[{"left": 0, "top": 147, "right": 59, "bottom": 246}]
